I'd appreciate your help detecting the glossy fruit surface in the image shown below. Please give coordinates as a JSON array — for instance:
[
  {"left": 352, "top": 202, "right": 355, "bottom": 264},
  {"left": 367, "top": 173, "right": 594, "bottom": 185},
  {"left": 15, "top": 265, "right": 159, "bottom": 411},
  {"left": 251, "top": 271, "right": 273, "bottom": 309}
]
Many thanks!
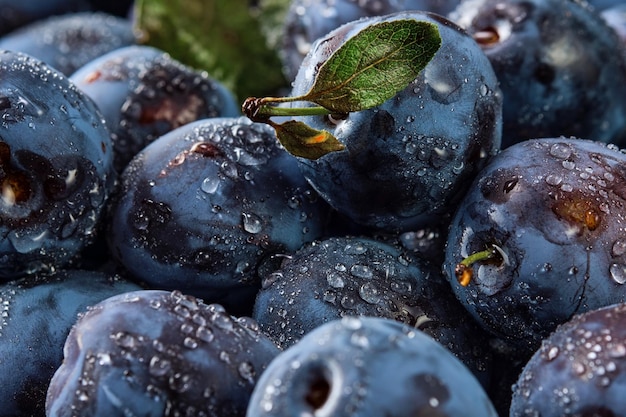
[
  {"left": 0, "top": 269, "right": 141, "bottom": 417},
  {"left": 290, "top": 11, "right": 502, "bottom": 232},
  {"left": 0, "top": 12, "right": 136, "bottom": 76},
  {"left": 246, "top": 316, "right": 498, "bottom": 417},
  {"left": 448, "top": 0, "right": 626, "bottom": 148},
  {"left": 46, "top": 289, "right": 281, "bottom": 417},
  {"left": 107, "top": 117, "right": 330, "bottom": 313},
  {"left": 510, "top": 302, "right": 626, "bottom": 416},
  {"left": 0, "top": 51, "right": 114, "bottom": 279},
  {"left": 253, "top": 235, "right": 493, "bottom": 386},
  {"left": 71, "top": 45, "right": 240, "bottom": 172},
  {"left": 443, "top": 137, "right": 626, "bottom": 353}
]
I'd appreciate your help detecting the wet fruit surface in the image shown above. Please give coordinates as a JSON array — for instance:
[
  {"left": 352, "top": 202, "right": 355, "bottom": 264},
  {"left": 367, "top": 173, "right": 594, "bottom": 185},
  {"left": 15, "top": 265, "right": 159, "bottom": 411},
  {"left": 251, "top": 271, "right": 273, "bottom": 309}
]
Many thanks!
[
  {"left": 247, "top": 316, "right": 498, "bottom": 417},
  {"left": 448, "top": 0, "right": 626, "bottom": 148},
  {"left": 0, "top": 269, "right": 141, "bottom": 417},
  {"left": 0, "top": 12, "right": 136, "bottom": 76},
  {"left": 107, "top": 117, "right": 331, "bottom": 313},
  {"left": 290, "top": 11, "right": 502, "bottom": 231},
  {"left": 510, "top": 302, "right": 626, "bottom": 416},
  {"left": 253, "top": 235, "right": 493, "bottom": 386},
  {"left": 443, "top": 138, "right": 626, "bottom": 353},
  {"left": 45, "top": 290, "right": 281, "bottom": 417},
  {"left": 70, "top": 45, "right": 240, "bottom": 172},
  {"left": 0, "top": 50, "right": 114, "bottom": 279}
]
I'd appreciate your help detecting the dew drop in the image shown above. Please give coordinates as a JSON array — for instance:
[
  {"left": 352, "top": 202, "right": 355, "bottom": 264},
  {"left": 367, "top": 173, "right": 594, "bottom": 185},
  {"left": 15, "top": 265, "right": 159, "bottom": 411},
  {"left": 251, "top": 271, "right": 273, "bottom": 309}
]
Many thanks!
[
  {"left": 550, "top": 143, "right": 573, "bottom": 160},
  {"left": 609, "top": 263, "right": 626, "bottom": 284},
  {"left": 607, "top": 342, "right": 626, "bottom": 358},
  {"left": 612, "top": 240, "right": 626, "bottom": 257},
  {"left": 238, "top": 361, "right": 256, "bottom": 383},
  {"left": 201, "top": 177, "right": 220, "bottom": 194},
  {"left": 242, "top": 212, "right": 263, "bottom": 234},
  {"left": 196, "top": 326, "right": 214, "bottom": 343},
  {"left": 390, "top": 280, "right": 412, "bottom": 294},
  {"left": 344, "top": 243, "right": 367, "bottom": 255},
  {"left": 183, "top": 337, "right": 198, "bottom": 349},
  {"left": 359, "top": 282, "right": 380, "bottom": 304},
  {"left": 326, "top": 271, "right": 345, "bottom": 288},
  {"left": 350, "top": 264, "right": 373, "bottom": 279},
  {"left": 546, "top": 346, "right": 559, "bottom": 361},
  {"left": 149, "top": 356, "right": 172, "bottom": 377},
  {"left": 572, "top": 362, "right": 586, "bottom": 375},
  {"left": 545, "top": 174, "right": 563, "bottom": 186}
]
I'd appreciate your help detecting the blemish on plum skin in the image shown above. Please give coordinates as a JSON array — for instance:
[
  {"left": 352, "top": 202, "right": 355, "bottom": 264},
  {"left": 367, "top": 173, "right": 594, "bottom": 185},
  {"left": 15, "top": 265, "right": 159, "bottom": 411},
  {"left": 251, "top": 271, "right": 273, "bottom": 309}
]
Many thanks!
[
  {"left": 84, "top": 70, "right": 101, "bottom": 84},
  {"left": 191, "top": 142, "right": 222, "bottom": 158},
  {"left": 552, "top": 196, "right": 602, "bottom": 232}
]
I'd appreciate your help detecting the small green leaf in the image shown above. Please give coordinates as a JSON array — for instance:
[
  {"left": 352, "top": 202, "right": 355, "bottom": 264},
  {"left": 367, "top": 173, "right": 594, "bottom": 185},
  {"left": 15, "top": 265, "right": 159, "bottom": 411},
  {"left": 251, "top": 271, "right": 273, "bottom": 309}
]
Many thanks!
[
  {"left": 303, "top": 19, "right": 442, "bottom": 113},
  {"left": 273, "top": 121, "right": 345, "bottom": 160},
  {"left": 134, "top": 0, "right": 290, "bottom": 100}
]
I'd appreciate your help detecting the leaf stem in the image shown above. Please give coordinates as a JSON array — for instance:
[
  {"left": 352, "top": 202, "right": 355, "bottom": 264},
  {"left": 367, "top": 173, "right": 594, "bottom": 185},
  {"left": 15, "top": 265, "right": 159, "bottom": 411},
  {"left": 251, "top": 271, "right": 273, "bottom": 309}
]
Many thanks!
[
  {"left": 242, "top": 96, "right": 332, "bottom": 122},
  {"left": 258, "top": 105, "right": 331, "bottom": 117}
]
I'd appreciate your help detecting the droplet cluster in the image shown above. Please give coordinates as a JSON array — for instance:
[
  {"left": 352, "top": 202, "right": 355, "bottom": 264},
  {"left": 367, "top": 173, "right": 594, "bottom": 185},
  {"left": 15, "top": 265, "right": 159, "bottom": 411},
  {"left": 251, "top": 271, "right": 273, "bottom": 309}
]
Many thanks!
[
  {"left": 46, "top": 290, "right": 281, "bottom": 417},
  {"left": 511, "top": 302, "right": 626, "bottom": 415}
]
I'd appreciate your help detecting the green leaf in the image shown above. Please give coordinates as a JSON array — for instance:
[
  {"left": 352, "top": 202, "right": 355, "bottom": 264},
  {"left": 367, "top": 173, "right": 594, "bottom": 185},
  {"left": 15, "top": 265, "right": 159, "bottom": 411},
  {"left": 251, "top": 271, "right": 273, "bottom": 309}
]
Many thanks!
[
  {"left": 302, "top": 19, "right": 442, "bottom": 113},
  {"left": 273, "top": 121, "right": 345, "bottom": 159},
  {"left": 133, "top": 0, "right": 290, "bottom": 101}
]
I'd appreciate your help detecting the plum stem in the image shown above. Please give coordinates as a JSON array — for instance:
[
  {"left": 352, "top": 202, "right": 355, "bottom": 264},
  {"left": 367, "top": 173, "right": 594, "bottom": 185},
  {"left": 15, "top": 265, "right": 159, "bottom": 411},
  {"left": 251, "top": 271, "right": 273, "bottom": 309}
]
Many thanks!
[{"left": 455, "top": 244, "right": 505, "bottom": 286}]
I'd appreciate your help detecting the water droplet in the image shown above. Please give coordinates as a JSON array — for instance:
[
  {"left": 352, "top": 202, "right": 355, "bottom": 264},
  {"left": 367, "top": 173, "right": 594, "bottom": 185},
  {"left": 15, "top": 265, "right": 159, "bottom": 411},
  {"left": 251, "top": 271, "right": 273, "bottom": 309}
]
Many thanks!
[
  {"left": 183, "top": 337, "right": 198, "bottom": 349},
  {"left": 213, "top": 313, "right": 234, "bottom": 332},
  {"left": 238, "top": 361, "right": 256, "bottom": 383},
  {"left": 326, "top": 272, "right": 345, "bottom": 288},
  {"left": 201, "top": 177, "right": 220, "bottom": 194},
  {"left": 390, "top": 280, "right": 412, "bottom": 295},
  {"left": 112, "top": 332, "right": 138, "bottom": 349},
  {"left": 196, "top": 326, "right": 214, "bottom": 343},
  {"left": 572, "top": 362, "right": 586, "bottom": 375},
  {"left": 341, "top": 295, "right": 356, "bottom": 310},
  {"left": 323, "top": 290, "right": 337, "bottom": 304},
  {"left": 359, "top": 282, "right": 380, "bottom": 304},
  {"left": 149, "top": 356, "right": 171, "bottom": 377},
  {"left": 550, "top": 143, "right": 572, "bottom": 159},
  {"left": 609, "top": 343, "right": 626, "bottom": 358},
  {"left": 344, "top": 243, "right": 367, "bottom": 255},
  {"left": 609, "top": 263, "right": 626, "bottom": 284},
  {"left": 612, "top": 240, "right": 626, "bottom": 257},
  {"left": 350, "top": 264, "right": 373, "bottom": 279},
  {"left": 546, "top": 346, "right": 559, "bottom": 361},
  {"left": 242, "top": 212, "right": 263, "bottom": 234},
  {"left": 545, "top": 174, "right": 563, "bottom": 186}
]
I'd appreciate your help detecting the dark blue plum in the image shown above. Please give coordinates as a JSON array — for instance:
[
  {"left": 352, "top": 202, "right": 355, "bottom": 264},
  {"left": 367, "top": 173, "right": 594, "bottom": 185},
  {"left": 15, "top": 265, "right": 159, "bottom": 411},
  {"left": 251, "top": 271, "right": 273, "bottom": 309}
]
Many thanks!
[
  {"left": 247, "top": 316, "right": 498, "bottom": 417},
  {"left": 0, "top": 0, "right": 134, "bottom": 36},
  {"left": 70, "top": 45, "right": 240, "bottom": 172},
  {"left": 0, "top": 12, "right": 136, "bottom": 76},
  {"left": 0, "top": 269, "right": 142, "bottom": 417},
  {"left": 280, "top": 0, "right": 463, "bottom": 80},
  {"left": 107, "top": 117, "right": 331, "bottom": 314},
  {"left": 448, "top": 0, "right": 626, "bottom": 148},
  {"left": 253, "top": 236, "right": 493, "bottom": 387},
  {"left": 443, "top": 138, "right": 626, "bottom": 354},
  {"left": 0, "top": 51, "right": 114, "bottom": 280},
  {"left": 290, "top": 11, "right": 502, "bottom": 232},
  {"left": 510, "top": 302, "right": 626, "bottom": 416},
  {"left": 46, "top": 290, "right": 281, "bottom": 417}
]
